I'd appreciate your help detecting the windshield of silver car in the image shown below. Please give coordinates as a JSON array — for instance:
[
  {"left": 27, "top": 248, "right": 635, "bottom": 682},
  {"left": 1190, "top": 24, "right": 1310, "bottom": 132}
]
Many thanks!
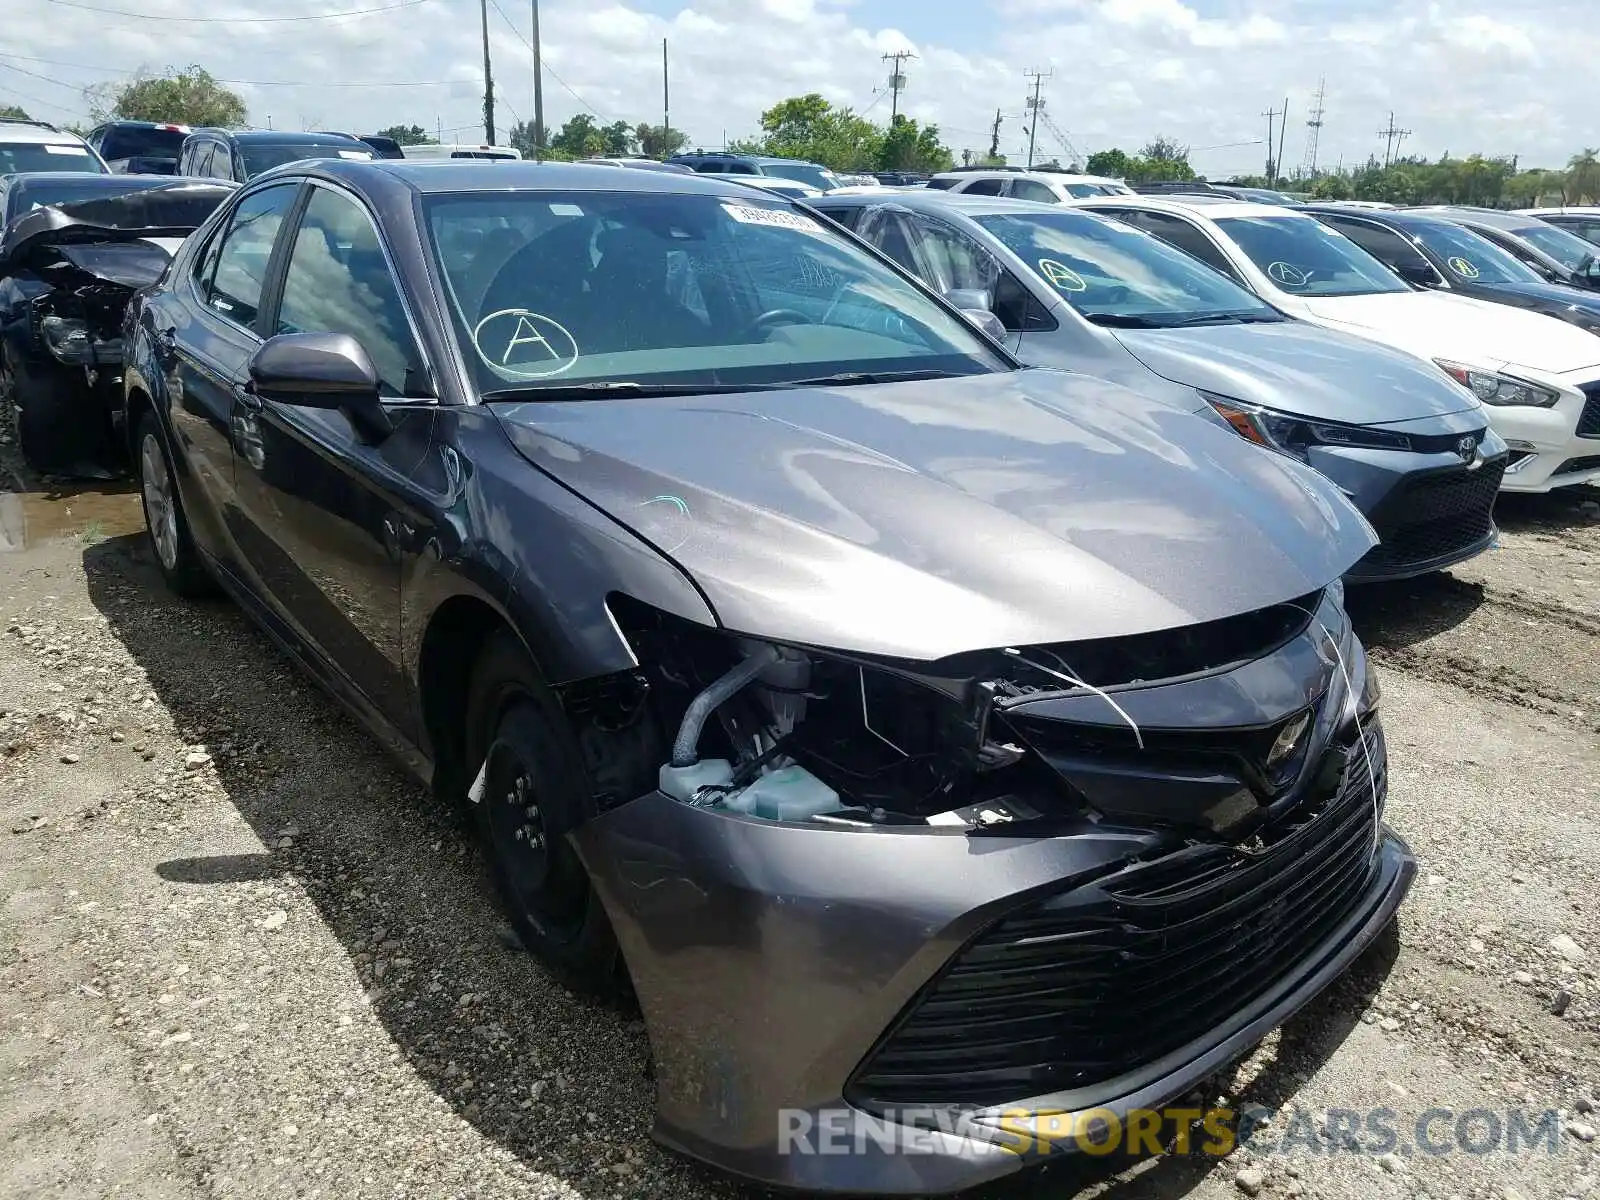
[
  {"left": 425, "top": 190, "right": 1009, "bottom": 392},
  {"left": 974, "top": 210, "right": 1284, "bottom": 328},
  {"left": 1216, "top": 215, "right": 1413, "bottom": 297}
]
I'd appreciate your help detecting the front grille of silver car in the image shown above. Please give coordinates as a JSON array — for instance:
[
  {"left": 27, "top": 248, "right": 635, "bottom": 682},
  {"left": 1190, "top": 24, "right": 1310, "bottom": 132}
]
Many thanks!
[{"left": 846, "top": 722, "right": 1386, "bottom": 1114}]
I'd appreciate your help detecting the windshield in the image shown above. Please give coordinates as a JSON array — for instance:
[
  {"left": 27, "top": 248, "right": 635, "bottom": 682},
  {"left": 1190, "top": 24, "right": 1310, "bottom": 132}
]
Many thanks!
[
  {"left": 426, "top": 190, "right": 1006, "bottom": 394},
  {"left": 0, "top": 141, "right": 104, "bottom": 176},
  {"left": 100, "top": 126, "right": 186, "bottom": 161},
  {"left": 1215, "top": 215, "right": 1411, "bottom": 296},
  {"left": 761, "top": 162, "right": 841, "bottom": 192},
  {"left": 240, "top": 143, "right": 372, "bottom": 177},
  {"left": 1410, "top": 220, "right": 1543, "bottom": 285},
  {"left": 974, "top": 210, "right": 1281, "bottom": 326},
  {"left": 1510, "top": 221, "right": 1597, "bottom": 271}
]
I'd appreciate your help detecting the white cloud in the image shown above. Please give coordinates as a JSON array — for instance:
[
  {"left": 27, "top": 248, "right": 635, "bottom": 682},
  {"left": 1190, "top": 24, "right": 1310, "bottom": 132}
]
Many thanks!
[{"left": 0, "top": 0, "right": 1591, "bottom": 173}]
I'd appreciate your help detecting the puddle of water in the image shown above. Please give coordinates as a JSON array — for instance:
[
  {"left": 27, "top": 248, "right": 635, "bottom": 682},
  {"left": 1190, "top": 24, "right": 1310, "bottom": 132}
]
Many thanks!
[{"left": 0, "top": 486, "right": 144, "bottom": 552}]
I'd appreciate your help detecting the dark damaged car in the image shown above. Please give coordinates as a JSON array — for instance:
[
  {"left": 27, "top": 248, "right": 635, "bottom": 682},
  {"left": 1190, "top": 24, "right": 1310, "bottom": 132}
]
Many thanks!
[
  {"left": 0, "top": 176, "right": 234, "bottom": 475},
  {"left": 122, "top": 160, "right": 1413, "bottom": 1195}
]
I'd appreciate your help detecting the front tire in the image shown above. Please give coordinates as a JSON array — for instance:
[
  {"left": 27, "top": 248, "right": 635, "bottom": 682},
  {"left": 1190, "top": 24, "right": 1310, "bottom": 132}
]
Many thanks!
[
  {"left": 134, "top": 411, "right": 211, "bottom": 597},
  {"left": 11, "top": 352, "right": 115, "bottom": 479},
  {"left": 466, "top": 630, "right": 626, "bottom": 998}
]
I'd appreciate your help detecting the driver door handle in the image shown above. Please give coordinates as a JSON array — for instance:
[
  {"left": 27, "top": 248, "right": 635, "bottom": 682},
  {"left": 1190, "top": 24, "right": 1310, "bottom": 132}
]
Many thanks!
[{"left": 232, "top": 382, "right": 262, "bottom": 412}]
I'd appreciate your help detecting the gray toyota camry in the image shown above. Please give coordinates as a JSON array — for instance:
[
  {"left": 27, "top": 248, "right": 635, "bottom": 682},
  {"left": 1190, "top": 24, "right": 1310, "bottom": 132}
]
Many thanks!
[
  {"left": 810, "top": 190, "right": 1509, "bottom": 582},
  {"left": 122, "top": 160, "right": 1412, "bottom": 1195}
]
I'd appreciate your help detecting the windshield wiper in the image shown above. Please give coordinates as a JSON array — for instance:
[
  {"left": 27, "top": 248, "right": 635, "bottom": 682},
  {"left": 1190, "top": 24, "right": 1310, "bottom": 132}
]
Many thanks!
[
  {"left": 782, "top": 369, "right": 980, "bottom": 387},
  {"left": 1165, "top": 311, "right": 1285, "bottom": 326},
  {"left": 1082, "top": 313, "right": 1166, "bottom": 328},
  {"left": 479, "top": 380, "right": 783, "bottom": 402}
]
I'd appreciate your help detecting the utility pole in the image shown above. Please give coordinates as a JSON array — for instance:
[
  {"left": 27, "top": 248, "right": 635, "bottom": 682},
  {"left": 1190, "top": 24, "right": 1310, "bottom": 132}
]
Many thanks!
[
  {"left": 662, "top": 38, "right": 670, "bottom": 144},
  {"left": 480, "top": 0, "right": 495, "bottom": 145},
  {"left": 1378, "top": 111, "right": 1410, "bottom": 168},
  {"left": 988, "top": 108, "right": 1002, "bottom": 162},
  {"left": 1275, "top": 95, "right": 1288, "bottom": 187},
  {"left": 530, "top": 0, "right": 544, "bottom": 159},
  {"left": 881, "top": 50, "right": 915, "bottom": 122},
  {"left": 1262, "top": 102, "right": 1282, "bottom": 183},
  {"left": 1301, "top": 77, "right": 1325, "bottom": 177},
  {"left": 1023, "top": 68, "right": 1051, "bottom": 170}
]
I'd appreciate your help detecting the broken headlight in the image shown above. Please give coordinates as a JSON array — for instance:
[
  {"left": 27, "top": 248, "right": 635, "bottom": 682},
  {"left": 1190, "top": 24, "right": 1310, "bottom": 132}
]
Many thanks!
[
  {"left": 1204, "top": 393, "right": 1412, "bottom": 460},
  {"left": 39, "top": 314, "right": 122, "bottom": 366}
]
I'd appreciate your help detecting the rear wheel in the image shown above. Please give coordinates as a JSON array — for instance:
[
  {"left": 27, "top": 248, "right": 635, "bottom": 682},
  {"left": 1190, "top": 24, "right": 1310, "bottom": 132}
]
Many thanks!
[
  {"left": 465, "top": 630, "right": 626, "bottom": 998},
  {"left": 135, "top": 411, "right": 211, "bottom": 597}
]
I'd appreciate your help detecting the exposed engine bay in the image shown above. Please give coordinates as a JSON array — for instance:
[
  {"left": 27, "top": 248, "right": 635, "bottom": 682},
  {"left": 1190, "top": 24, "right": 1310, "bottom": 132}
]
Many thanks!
[
  {"left": 0, "top": 183, "right": 234, "bottom": 476},
  {"left": 599, "top": 586, "right": 1374, "bottom": 840}
]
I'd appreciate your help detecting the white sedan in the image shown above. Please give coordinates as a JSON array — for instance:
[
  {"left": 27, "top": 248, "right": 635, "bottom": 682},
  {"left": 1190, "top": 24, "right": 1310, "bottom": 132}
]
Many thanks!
[{"left": 1067, "top": 195, "right": 1600, "bottom": 492}]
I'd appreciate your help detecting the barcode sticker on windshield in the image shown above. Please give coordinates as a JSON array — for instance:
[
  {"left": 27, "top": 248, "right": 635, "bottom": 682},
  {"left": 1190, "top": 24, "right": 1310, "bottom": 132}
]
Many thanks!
[
  {"left": 45, "top": 145, "right": 89, "bottom": 156},
  {"left": 722, "top": 204, "right": 823, "bottom": 234}
]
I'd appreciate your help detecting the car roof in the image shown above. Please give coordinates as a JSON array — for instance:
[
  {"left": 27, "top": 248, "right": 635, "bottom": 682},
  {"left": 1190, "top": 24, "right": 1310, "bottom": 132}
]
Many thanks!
[
  {"left": 203, "top": 129, "right": 368, "bottom": 147},
  {"left": 1303, "top": 205, "right": 1469, "bottom": 233},
  {"left": 1067, "top": 194, "right": 1296, "bottom": 221},
  {"left": 278, "top": 157, "right": 798, "bottom": 198},
  {"left": 810, "top": 190, "right": 1128, "bottom": 228},
  {"left": 1406, "top": 206, "right": 1537, "bottom": 230},
  {"left": 0, "top": 121, "right": 88, "bottom": 145},
  {"left": 1517, "top": 206, "right": 1600, "bottom": 217}
]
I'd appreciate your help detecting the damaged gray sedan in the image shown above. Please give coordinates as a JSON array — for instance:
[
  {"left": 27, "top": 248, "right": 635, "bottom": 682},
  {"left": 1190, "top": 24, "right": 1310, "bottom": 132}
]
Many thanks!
[{"left": 121, "top": 160, "right": 1414, "bottom": 1195}]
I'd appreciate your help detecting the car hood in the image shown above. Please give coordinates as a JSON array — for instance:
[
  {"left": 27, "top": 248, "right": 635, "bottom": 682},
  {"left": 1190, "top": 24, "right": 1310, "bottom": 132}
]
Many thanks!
[
  {"left": 0, "top": 181, "right": 234, "bottom": 269},
  {"left": 493, "top": 369, "right": 1375, "bottom": 661},
  {"left": 1466, "top": 281, "right": 1600, "bottom": 336},
  {"left": 1299, "top": 289, "right": 1600, "bottom": 376},
  {"left": 1111, "top": 319, "right": 1480, "bottom": 424}
]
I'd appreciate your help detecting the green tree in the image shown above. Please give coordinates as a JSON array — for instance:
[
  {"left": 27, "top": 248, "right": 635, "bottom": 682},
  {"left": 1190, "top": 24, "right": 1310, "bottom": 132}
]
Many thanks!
[
  {"left": 1568, "top": 149, "right": 1600, "bottom": 204},
  {"left": 1310, "top": 173, "right": 1351, "bottom": 200},
  {"left": 506, "top": 119, "right": 549, "bottom": 159},
  {"left": 372, "top": 124, "right": 434, "bottom": 146},
  {"left": 634, "top": 123, "right": 687, "bottom": 159},
  {"left": 1085, "top": 148, "right": 1132, "bottom": 178},
  {"left": 89, "top": 65, "right": 246, "bottom": 127},
  {"left": 598, "top": 120, "right": 636, "bottom": 156},
  {"left": 0, "top": 104, "right": 31, "bottom": 121},
  {"left": 876, "top": 115, "right": 953, "bottom": 173},
  {"left": 550, "top": 113, "right": 605, "bottom": 158},
  {"left": 1132, "top": 136, "right": 1195, "bottom": 182},
  {"left": 757, "top": 93, "right": 881, "bottom": 171}
]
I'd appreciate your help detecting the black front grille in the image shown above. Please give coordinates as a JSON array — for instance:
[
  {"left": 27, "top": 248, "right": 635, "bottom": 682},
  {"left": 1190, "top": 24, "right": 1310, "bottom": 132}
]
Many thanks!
[
  {"left": 1358, "top": 459, "right": 1503, "bottom": 573},
  {"left": 1578, "top": 386, "right": 1600, "bottom": 439},
  {"left": 847, "top": 730, "right": 1385, "bottom": 1113},
  {"left": 1555, "top": 455, "right": 1600, "bottom": 478}
]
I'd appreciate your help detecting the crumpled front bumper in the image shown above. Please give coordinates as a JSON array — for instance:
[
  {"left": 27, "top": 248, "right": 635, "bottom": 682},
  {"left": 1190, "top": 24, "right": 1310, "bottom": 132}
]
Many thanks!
[{"left": 573, "top": 791, "right": 1415, "bottom": 1196}]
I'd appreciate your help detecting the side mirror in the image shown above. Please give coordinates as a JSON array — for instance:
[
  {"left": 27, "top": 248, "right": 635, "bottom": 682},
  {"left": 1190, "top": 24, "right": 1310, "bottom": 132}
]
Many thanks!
[
  {"left": 246, "top": 332, "right": 392, "bottom": 442},
  {"left": 945, "top": 287, "right": 992, "bottom": 312},
  {"left": 1395, "top": 261, "right": 1440, "bottom": 289},
  {"left": 1580, "top": 258, "right": 1600, "bottom": 289}
]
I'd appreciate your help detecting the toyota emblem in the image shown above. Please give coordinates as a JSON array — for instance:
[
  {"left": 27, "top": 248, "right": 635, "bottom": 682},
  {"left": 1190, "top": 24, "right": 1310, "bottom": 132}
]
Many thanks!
[{"left": 1458, "top": 435, "right": 1479, "bottom": 465}]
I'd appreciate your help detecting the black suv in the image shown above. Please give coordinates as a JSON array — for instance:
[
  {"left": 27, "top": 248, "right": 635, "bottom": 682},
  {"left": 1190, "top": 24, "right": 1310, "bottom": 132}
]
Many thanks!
[
  {"left": 177, "top": 129, "right": 374, "bottom": 183},
  {"left": 86, "top": 120, "right": 191, "bottom": 175}
]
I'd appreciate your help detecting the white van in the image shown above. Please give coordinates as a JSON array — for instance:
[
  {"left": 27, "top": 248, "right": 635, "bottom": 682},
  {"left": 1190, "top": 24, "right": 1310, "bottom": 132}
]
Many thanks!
[{"left": 400, "top": 143, "right": 522, "bottom": 161}]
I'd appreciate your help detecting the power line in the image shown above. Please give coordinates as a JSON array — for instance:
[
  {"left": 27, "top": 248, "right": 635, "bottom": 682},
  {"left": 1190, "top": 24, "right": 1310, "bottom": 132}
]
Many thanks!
[
  {"left": 44, "top": 0, "right": 427, "bottom": 20},
  {"left": 0, "top": 50, "right": 459, "bottom": 87},
  {"left": 485, "top": 0, "right": 610, "bottom": 119}
]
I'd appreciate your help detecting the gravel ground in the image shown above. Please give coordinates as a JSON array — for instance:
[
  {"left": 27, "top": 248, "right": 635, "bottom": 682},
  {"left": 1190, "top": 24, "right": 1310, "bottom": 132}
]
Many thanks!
[{"left": 2, "top": 464, "right": 1599, "bottom": 1200}]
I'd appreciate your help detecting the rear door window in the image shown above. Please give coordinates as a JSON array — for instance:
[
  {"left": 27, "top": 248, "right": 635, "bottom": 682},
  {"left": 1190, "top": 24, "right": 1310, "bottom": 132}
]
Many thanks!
[
  {"left": 1009, "top": 178, "right": 1059, "bottom": 204},
  {"left": 200, "top": 183, "right": 299, "bottom": 330},
  {"left": 1122, "top": 211, "right": 1245, "bottom": 283},
  {"left": 960, "top": 177, "right": 1005, "bottom": 196},
  {"left": 1322, "top": 217, "right": 1440, "bottom": 282}
]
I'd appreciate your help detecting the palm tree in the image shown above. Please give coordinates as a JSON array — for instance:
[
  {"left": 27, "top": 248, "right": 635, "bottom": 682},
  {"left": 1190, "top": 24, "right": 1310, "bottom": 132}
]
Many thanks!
[{"left": 1568, "top": 149, "right": 1600, "bottom": 204}]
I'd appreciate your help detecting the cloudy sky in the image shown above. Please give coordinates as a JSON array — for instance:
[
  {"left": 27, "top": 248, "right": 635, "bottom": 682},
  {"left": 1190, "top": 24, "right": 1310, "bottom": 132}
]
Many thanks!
[{"left": 1, "top": 0, "right": 1591, "bottom": 175}]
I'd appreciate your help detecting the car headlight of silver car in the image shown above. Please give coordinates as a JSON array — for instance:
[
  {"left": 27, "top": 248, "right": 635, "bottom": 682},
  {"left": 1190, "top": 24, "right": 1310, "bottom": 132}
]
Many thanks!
[
  {"left": 1434, "top": 360, "right": 1560, "bottom": 408},
  {"left": 1202, "top": 393, "right": 1412, "bottom": 461}
]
